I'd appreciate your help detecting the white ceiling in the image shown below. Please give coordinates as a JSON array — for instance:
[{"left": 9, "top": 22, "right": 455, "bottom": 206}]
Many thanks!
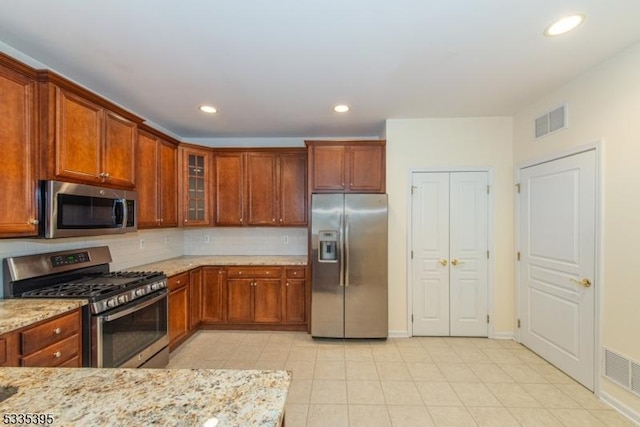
[{"left": 1, "top": 1, "right": 640, "bottom": 139}]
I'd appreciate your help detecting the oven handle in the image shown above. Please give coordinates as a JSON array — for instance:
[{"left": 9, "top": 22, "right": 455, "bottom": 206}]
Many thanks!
[{"left": 101, "top": 290, "right": 167, "bottom": 322}]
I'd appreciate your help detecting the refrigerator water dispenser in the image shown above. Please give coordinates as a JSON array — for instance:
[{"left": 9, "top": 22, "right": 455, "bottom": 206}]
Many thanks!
[{"left": 318, "top": 230, "right": 338, "bottom": 262}]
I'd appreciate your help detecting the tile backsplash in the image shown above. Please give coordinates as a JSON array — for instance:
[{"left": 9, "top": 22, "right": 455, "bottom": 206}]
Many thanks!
[{"left": 0, "top": 227, "right": 307, "bottom": 298}]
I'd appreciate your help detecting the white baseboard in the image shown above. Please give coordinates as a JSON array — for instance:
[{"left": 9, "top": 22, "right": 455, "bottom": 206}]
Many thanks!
[
  {"left": 388, "top": 330, "right": 410, "bottom": 338},
  {"left": 599, "top": 391, "right": 640, "bottom": 426},
  {"left": 491, "top": 331, "right": 515, "bottom": 340}
]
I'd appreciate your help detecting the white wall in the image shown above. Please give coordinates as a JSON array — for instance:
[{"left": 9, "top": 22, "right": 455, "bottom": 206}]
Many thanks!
[
  {"left": 385, "top": 117, "right": 514, "bottom": 336},
  {"left": 184, "top": 227, "right": 307, "bottom": 256},
  {"left": 513, "top": 41, "right": 640, "bottom": 417}
]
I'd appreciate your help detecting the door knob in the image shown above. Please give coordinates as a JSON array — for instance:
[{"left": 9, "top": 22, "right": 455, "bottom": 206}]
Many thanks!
[
  {"left": 570, "top": 278, "right": 592, "bottom": 288},
  {"left": 451, "top": 259, "right": 465, "bottom": 266},
  {"left": 438, "top": 259, "right": 448, "bottom": 267}
]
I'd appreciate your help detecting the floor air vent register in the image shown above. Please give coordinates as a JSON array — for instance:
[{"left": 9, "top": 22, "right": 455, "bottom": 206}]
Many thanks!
[{"left": 603, "top": 347, "right": 640, "bottom": 396}]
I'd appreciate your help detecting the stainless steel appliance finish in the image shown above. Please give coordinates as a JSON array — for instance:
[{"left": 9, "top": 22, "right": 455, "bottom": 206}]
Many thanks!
[
  {"left": 311, "top": 194, "right": 388, "bottom": 338},
  {"left": 3, "top": 246, "right": 169, "bottom": 368},
  {"left": 40, "top": 180, "right": 137, "bottom": 239}
]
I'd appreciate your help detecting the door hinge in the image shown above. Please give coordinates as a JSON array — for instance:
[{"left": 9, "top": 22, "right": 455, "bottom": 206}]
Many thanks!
[
  {"left": 487, "top": 185, "right": 490, "bottom": 194},
  {"left": 411, "top": 250, "right": 414, "bottom": 259},
  {"left": 486, "top": 250, "right": 490, "bottom": 259},
  {"left": 411, "top": 185, "right": 417, "bottom": 195},
  {"left": 517, "top": 251, "right": 521, "bottom": 261},
  {"left": 411, "top": 314, "right": 414, "bottom": 323},
  {"left": 515, "top": 183, "right": 521, "bottom": 193},
  {"left": 517, "top": 319, "right": 521, "bottom": 328},
  {"left": 487, "top": 315, "right": 490, "bottom": 324}
]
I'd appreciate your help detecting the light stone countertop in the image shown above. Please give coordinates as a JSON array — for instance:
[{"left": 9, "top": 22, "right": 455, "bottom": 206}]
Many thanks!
[
  {"left": 129, "top": 255, "right": 307, "bottom": 277},
  {"left": 0, "top": 367, "right": 290, "bottom": 426},
  {"left": 0, "top": 299, "right": 87, "bottom": 335}
]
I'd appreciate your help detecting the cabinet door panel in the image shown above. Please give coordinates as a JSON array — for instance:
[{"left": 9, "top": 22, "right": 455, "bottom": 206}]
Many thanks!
[
  {"left": 0, "top": 65, "right": 38, "bottom": 236},
  {"left": 279, "top": 153, "right": 307, "bottom": 226},
  {"left": 104, "top": 111, "right": 136, "bottom": 188},
  {"left": 202, "top": 267, "right": 226, "bottom": 323},
  {"left": 254, "top": 279, "right": 282, "bottom": 323},
  {"left": 215, "top": 153, "right": 244, "bottom": 225},
  {"left": 136, "top": 132, "right": 159, "bottom": 227},
  {"left": 310, "top": 146, "right": 345, "bottom": 191},
  {"left": 55, "top": 88, "right": 102, "bottom": 182},
  {"left": 169, "top": 285, "right": 189, "bottom": 347},
  {"left": 348, "top": 145, "right": 384, "bottom": 192},
  {"left": 189, "top": 268, "right": 203, "bottom": 330},
  {"left": 182, "top": 148, "right": 211, "bottom": 226},
  {"left": 227, "top": 278, "right": 253, "bottom": 323},
  {"left": 246, "top": 153, "right": 277, "bottom": 226},
  {"left": 285, "top": 279, "right": 306, "bottom": 324},
  {"left": 159, "top": 140, "right": 178, "bottom": 226}
]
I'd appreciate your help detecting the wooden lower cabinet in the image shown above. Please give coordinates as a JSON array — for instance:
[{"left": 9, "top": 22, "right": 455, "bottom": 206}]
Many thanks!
[
  {"left": 189, "top": 268, "right": 203, "bottom": 330},
  {"left": 168, "top": 272, "right": 190, "bottom": 350},
  {"left": 0, "top": 308, "right": 82, "bottom": 368},
  {"left": 202, "top": 267, "right": 226, "bottom": 323}
]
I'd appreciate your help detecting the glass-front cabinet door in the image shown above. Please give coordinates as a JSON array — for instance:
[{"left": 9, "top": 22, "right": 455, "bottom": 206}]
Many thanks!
[{"left": 180, "top": 146, "right": 211, "bottom": 226}]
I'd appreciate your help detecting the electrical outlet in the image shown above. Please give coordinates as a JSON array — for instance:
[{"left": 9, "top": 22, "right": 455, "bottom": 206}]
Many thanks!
[
  {"left": 204, "top": 235, "right": 210, "bottom": 244},
  {"left": 283, "top": 235, "right": 289, "bottom": 245},
  {"left": 139, "top": 239, "right": 145, "bottom": 250}
]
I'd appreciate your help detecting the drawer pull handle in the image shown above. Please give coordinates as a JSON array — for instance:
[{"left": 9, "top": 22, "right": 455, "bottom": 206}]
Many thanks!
[
  {"left": 53, "top": 351, "right": 62, "bottom": 358},
  {"left": 53, "top": 327, "right": 62, "bottom": 335}
]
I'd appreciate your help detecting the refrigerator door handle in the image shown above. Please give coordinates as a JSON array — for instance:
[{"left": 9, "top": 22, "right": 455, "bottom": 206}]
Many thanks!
[
  {"left": 339, "top": 212, "right": 345, "bottom": 287},
  {"left": 345, "top": 214, "right": 350, "bottom": 287}
]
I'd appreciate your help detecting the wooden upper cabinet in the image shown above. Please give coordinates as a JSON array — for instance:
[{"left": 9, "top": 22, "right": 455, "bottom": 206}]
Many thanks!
[
  {"left": 103, "top": 111, "right": 137, "bottom": 188},
  {"left": 137, "top": 127, "right": 178, "bottom": 228},
  {"left": 214, "top": 149, "right": 307, "bottom": 227},
  {"left": 179, "top": 145, "right": 212, "bottom": 226},
  {"left": 0, "top": 55, "right": 39, "bottom": 237},
  {"left": 39, "top": 71, "right": 143, "bottom": 189},
  {"left": 306, "top": 140, "right": 385, "bottom": 193},
  {"left": 215, "top": 152, "right": 245, "bottom": 226},
  {"left": 246, "top": 152, "right": 278, "bottom": 226},
  {"left": 279, "top": 152, "right": 307, "bottom": 226}
]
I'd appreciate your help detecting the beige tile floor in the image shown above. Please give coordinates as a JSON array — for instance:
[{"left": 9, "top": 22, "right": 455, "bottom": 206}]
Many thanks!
[{"left": 167, "top": 331, "right": 636, "bottom": 426}]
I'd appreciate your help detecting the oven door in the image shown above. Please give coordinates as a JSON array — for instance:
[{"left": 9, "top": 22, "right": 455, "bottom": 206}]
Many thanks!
[{"left": 93, "top": 289, "right": 169, "bottom": 368}]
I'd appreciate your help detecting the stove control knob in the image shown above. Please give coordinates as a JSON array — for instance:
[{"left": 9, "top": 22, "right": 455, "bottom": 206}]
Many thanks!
[
  {"left": 135, "top": 288, "right": 146, "bottom": 297},
  {"left": 117, "top": 295, "right": 128, "bottom": 304},
  {"left": 106, "top": 298, "right": 117, "bottom": 308}
]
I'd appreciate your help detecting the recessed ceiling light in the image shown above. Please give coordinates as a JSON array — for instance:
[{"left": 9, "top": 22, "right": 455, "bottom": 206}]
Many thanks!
[
  {"left": 544, "top": 14, "right": 585, "bottom": 37},
  {"left": 199, "top": 105, "right": 217, "bottom": 114},
  {"left": 334, "top": 104, "right": 350, "bottom": 113}
]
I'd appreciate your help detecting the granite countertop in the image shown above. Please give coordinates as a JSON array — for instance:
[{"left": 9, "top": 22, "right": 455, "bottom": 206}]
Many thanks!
[
  {"left": 0, "top": 367, "right": 290, "bottom": 426},
  {"left": 130, "top": 255, "right": 307, "bottom": 276},
  {"left": 0, "top": 299, "right": 87, "bottom": 335}
]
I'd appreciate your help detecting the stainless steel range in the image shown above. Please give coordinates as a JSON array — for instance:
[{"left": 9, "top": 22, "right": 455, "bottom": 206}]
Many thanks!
[{"left": 3, "top": 246, "right": 169, "bottom": 368}]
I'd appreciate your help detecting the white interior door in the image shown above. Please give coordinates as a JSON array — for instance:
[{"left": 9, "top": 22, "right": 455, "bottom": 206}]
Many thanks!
[
  {"left": 450, "top": 172, "right": 489, "bottom": 336},
  {"left": 518, "top": 150, "right": 596, "bottom": 390},
  {"left": 411, "top": 173, "right": 450, "bottom": 336},
  {"left": 412, "top": 171, "right": 488, "bottom": 337}
]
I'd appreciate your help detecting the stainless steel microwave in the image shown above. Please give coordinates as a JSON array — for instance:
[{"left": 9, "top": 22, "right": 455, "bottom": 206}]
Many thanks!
[{"left": 40, "top": 180, "right": 137, "bottom": 239}]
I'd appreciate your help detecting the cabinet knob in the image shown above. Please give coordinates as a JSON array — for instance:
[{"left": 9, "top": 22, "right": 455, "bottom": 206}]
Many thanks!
[
  {"left": 53, "top": 327, "right": 62, "bottom": 335},
  {"left": 53, "top": 351, "right": 62, "bottom": 358},
  {"left": 279, "top": 218, "right": 283, "bottom": 223},
  {"left": 240, "top": 218, "right": 244, "bottom": 223},
  {"left": 176, "top": 280, "right": 181, "bottom": 285},
  {"left": 272, "top": 218, "right": 275, "bottom": 222},
  {"left": 28, "top": 219, "right": 39, "bottom": 225},
  {"left": 286, "top": 282, "right": 290, "bottom": 287}
]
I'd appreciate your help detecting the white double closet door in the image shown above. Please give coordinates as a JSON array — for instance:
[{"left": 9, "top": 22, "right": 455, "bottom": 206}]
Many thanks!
[{"left": 411, "top": 171, "right": 489, "bottom": 337}]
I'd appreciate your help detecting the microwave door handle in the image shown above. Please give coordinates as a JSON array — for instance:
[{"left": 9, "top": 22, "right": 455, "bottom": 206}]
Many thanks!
[{"left": 113, "top": 199, "right": 127, "bottom": 228}]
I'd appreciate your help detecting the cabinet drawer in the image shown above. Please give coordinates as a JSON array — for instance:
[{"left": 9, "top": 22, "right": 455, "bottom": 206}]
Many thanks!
[
  {"left": 168, "top": 272, "right": 189, "bottom": 290},
  {"left": 286, "top": 267, "right": 306, "bottom": 279},
  {"left": 21, "top": 310, "right": 80, "bottom": 355},
  {"left": 22, "top": 334, "right": 80, "bottom": 367},
  {"left": 0, "top": 337, "right": 6, "bottom": 365},
  {"left": 227, "top": 266, "right": 282, "bottom": 278}
]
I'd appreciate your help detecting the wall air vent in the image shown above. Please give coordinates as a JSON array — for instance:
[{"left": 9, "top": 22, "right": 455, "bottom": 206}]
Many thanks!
[
  {"left": 534, "top": 104, "right": 567, "bottom": 139},
  {"left": 603, "top": 347, "right": 640, "bottom": 397}
]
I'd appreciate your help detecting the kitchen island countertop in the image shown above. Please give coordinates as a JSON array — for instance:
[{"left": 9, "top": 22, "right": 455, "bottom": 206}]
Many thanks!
[
  {"left": 129, "top": 255, "right": 307, "bottom": 276},
  {"left": 0, "top": 367, "right": 290, "bottom": 426},
  {"left": 0, "top": 299, "right": 87, "bottom": 335}
]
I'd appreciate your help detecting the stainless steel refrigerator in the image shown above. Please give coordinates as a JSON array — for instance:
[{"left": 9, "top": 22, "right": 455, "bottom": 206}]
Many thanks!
[{"left": 310, "top": 193, "right": 388, "bottom": 338}]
